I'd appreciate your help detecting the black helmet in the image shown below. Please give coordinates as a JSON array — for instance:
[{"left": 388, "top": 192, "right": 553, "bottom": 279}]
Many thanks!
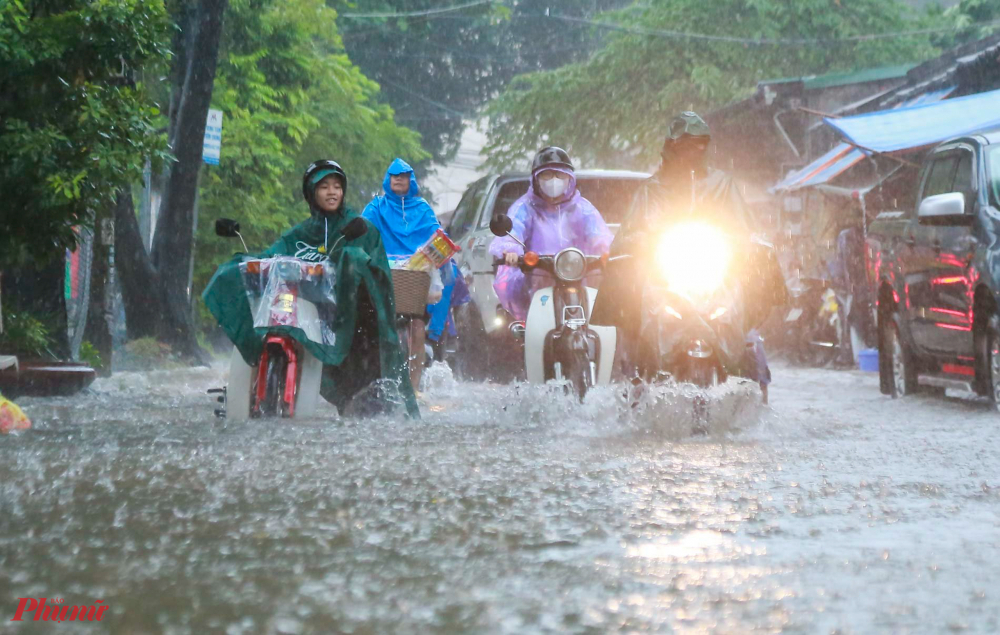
[
  {"left": 530, "top": 146, "right": 574, "bottom": 174},
  {"left": 302, "top": 160, "right": 347, "bottom": 204}
]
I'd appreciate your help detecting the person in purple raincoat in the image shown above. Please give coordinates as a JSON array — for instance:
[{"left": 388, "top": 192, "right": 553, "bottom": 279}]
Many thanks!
[{"left": 488, "top": 147, "right": 614, "bottom": 322}]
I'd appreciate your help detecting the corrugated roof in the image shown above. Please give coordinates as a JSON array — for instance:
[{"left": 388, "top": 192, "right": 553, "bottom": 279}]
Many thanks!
[
  {"left": 760, "top": 63, "right": 916, "bottom": 92},
  {"left": 771, "top": 86, "right": 955, "bottom": 193},
  {"left": 803, "top": 63, "right": 916, "bottom": 90},
  {"left": 827, "top": 86, "right": 1000, "bottom": 153}
]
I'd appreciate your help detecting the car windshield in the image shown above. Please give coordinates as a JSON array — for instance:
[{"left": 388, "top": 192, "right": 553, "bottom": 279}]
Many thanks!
[
  {"left": 576, "top": 177, "right": 645, "bottom": 224},
  {"left": 490, "top": 176, "right": 646, "bottom": 225},
  {"left": 990, "top": 146, "right": 1000, "bottom": 207}
]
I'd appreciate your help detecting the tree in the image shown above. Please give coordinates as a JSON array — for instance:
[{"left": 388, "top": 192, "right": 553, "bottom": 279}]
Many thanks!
[
  {"left": 483, "top": 0, "right": 938, "bottom": 171},
  {"left": 189, "top": 0, "right": 427, "bottom": 334},
  {"left": 0, "top": 0, "right": 170, "bottom": 357},
  {"left": 110, "top": 0, "right": 227, "bottom": 362},
  {"left": 335, "top": 0, "right": 630, "bottom": 167},
  {"left": 925, "top": 0, "right": 1000, "bottom": 49}
]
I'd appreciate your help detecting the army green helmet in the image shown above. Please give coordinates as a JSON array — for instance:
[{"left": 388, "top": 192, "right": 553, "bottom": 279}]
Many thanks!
[
  {"left": 667, "top": 111, "right": 711, "bottom": 141},
  {"left": 662, "top": 111, "right": 711, "bottom": 162}
]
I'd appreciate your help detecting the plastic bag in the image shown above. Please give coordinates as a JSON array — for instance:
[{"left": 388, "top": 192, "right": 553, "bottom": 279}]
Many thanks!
[
  {"left": 397, "top": 229, "right": 460, "bottom": 272},
  {"left": 0, "top": 393, "right": 31, "bottom": 434},
  {"left": 239, "top": 256, "right": 338, "bottom": 346},
  {"left": 389, "top": 256, "right": 443, "bottom": 298}
]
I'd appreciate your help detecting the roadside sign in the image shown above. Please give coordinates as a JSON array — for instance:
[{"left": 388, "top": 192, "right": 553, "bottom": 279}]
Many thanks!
[{"left": 203, "top": 109, "right": 223, "bottom": 165}]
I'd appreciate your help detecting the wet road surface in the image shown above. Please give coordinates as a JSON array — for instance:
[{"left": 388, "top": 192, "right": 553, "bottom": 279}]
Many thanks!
[{"left": 2, "top": 364, "right": 999, "bottom": 633}]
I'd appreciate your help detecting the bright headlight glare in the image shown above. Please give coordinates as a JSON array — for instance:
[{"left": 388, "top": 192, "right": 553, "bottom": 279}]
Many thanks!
[
  {"left": 554, "top": 248, "right": 586, "bottom": 281},
  {"left": 656, "top": 223, "right": 730, "bottom": 295}
]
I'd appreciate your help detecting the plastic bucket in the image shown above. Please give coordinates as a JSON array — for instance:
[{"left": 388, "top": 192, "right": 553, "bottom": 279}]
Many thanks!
[{"left": 857, "top": 348, "right": 879, "bottom": 373}]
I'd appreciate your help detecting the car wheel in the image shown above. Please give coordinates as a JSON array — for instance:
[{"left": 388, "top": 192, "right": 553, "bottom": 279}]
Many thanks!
[
  {"left": 880, "top": 314, "right": 917, "bottom": 398},
  {"left": 452, "top": 302, "right": 489, "bottom": 381},
  {"left": 983, "top": 317, "right": 1000, "bottom": 413}
]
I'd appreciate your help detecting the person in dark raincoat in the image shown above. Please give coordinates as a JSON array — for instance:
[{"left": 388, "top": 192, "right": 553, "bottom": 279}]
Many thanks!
[
  {"left": 590, "top": 112, "right": 786, "bottom": 400},
  {"left": 203, "top": 160, "right": 419, "bottom": 418},
  {"left": 363, "top": 158, "right": 458, "bottom": 392}
]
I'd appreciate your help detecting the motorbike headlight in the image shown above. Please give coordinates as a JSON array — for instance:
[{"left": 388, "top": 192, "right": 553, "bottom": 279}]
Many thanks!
[
  {"left": 554, "top": 248, "right": 586, "bottom": 281},
  {"left": 655, "top": 222, "right": 730, "bottom": 296}
]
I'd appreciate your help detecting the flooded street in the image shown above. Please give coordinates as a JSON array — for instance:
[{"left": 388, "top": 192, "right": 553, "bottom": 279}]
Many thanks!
[{"left": 3, "top": 364, "right": 1000, "bottom": 634}]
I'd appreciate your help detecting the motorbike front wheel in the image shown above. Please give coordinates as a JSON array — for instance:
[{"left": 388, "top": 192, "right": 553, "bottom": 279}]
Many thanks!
[
  {"left": 568, "top": 349, "right": 593, "bottom": 403},
  {"left": 685, "top": 358, "right": 719, "bottom": 388},
  {"left": 261, "top": 353, "right": 288, "bottom": 417}
]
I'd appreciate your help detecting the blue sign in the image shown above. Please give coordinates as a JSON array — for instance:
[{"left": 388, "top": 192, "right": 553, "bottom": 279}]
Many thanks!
[{"left": 203, "top": 109, "right": 223, "bottom": 165}]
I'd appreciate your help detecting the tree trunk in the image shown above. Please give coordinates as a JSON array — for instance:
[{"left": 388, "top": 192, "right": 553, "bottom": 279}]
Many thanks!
[
  {"left": 114, "top": 190, "right": 162, "bottom": 341},
  {"left": 83, "top": 209, "right": 113, "bottom": 376},
  {"left": 149, "top": 0, "right": 227, "bottom": 363}
]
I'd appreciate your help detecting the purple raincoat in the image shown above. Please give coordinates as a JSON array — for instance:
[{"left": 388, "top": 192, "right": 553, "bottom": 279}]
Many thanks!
[{"left": 489, "top": 169, "right": 613, "bottom": 321}]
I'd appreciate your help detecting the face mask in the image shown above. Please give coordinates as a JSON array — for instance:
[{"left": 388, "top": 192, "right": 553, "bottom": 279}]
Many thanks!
[{"left": 539, "top": 176, "right": 568, "bottom": 199}]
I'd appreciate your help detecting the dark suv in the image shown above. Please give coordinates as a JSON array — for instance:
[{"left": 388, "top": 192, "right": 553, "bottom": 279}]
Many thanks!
[{"left": 867, "top": 129, "right": 1000, "bottom": 406}]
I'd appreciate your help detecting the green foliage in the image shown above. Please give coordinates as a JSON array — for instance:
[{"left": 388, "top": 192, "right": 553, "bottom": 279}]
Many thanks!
[
  {"left": 484, "top": 0, "right": 938, "bottom": 171},
  {"left": 78, "top": 341, "right": 103, "bottom": 370},
  {"left": 0, "top": 311, "right": 53, "bottom": 358},
  {"left": 192, "top": 0, "right": 426, "bottom": 331},
  {"left": 0, "top": 0, "right": 171, "bottom": 267},
  {"left": 925, "top": 0, "right": 1000, "bottom": 50},
  {"left": 335, "top": 0, "right": 630, "bottom": 165}
]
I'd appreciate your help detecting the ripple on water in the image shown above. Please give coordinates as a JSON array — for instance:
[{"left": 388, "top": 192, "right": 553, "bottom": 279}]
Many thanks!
[{"left": 0, "top": 363, "right": 784, "bottom": 633}]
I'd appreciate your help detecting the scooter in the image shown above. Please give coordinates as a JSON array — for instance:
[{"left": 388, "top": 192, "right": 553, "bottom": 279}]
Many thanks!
[
  {"left": 780, "top": 277, "right": 849, "bottom": 367},
  {"left": 633, "top": 221, "right": 749, "bottom": 389},
  {"left": 209, "top": 217, "right": 367, "bottom": 420},
  {"left": 489, "top": 215, "right": 616, "bottom": 401}
]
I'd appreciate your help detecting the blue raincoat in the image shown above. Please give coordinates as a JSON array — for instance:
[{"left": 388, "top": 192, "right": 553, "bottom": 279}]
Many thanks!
[{"left": 363, "top": 158, "right": 456, "bottom": 340}]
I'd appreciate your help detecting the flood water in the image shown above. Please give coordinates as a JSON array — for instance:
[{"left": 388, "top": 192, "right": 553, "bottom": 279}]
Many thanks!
[{"left": 2, "top": 363, "right": 999, "bottom": 633}]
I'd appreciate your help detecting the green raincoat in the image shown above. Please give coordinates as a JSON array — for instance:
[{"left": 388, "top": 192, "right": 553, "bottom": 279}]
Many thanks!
[{"left": 202, "top": 207, "right": 419, "bottom": 418}]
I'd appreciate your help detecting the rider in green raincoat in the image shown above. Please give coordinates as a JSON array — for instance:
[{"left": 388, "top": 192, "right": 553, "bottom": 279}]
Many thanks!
[{"left": 203, "top": 160, "right": 419, "bottom": 418}]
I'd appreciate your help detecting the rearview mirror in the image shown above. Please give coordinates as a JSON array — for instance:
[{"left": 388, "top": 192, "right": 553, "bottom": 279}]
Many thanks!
[
  {"left": 918, "top": 192, "right": 969, "bottom": 225},
  {"left": 341, "top": 217, "right": 368, "bottom": 241},
  {"left": 215, "top": 218, "right": 241, "bottom": 237},
  {"left": 489, "top": 214, "right": 513, "bottom": 237}
]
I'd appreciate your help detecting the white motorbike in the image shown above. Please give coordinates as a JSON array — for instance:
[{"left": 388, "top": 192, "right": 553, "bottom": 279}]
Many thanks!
[
  {"left": 489, "top": 215, "right": 617, "bottom": 400},
  {"left": 210, "top": 217, "right": 367, "bottom": 421}
]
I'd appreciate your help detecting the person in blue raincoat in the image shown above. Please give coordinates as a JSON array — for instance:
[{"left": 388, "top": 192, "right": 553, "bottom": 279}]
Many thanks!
[{"left": 363, "top": 158, "right": 457, "bottom": 392}]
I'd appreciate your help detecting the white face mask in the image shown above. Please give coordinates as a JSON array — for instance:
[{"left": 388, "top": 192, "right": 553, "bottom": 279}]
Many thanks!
[{"left": 539, "top": 176, "right": 568, "bottom": 199}]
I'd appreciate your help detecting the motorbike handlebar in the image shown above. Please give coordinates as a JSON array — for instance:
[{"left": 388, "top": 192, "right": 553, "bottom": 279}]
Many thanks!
[
  {"left": 492, "top": 253, "right": 608, "bottom": 275},
  {"left": 491, "top": 254, "right": 606, "bottom": 265}
]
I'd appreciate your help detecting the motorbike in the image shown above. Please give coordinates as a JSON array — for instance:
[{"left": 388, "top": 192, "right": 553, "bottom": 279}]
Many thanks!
[
  {"left": 209, "top": 217, "right": 367, "bottom": 420},
  {"left": 489, "top": 215, "right": 617, "bottom": 401},
  {"left": 633, "top": 221, "right": 750, "bottom": 389},
  {"left": 780, "top": 276, "right": 851, "bottom": 367}
]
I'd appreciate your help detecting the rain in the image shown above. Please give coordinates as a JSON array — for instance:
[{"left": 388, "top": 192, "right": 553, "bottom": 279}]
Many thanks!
[{"left": 3, "top": 0, "right": 1000, "bottom": 633}]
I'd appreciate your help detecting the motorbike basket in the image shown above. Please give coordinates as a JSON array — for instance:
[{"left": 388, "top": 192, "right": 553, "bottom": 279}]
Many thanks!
[{"left": 391, "top": 269, "right": 431, "bottom": 317}]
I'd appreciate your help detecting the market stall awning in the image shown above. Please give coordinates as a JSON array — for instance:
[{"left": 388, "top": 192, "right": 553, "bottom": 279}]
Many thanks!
[
  {"left": 825, "top": 86, "right": 1000, "bottom": 153},
  {"left": 771, "top": 86, "right": 954, "bottom": 193},
  {"left": 770, "top": 143, "right": 868, "bottom": 193}
]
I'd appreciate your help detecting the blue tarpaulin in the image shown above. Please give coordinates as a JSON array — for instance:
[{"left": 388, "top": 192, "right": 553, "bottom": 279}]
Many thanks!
[
  {"left": 825, "top": 87, "right": 1000, "bottom": 153},
  {"left": 771, "top": 87, "right": 954, "bottom": 193}
]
